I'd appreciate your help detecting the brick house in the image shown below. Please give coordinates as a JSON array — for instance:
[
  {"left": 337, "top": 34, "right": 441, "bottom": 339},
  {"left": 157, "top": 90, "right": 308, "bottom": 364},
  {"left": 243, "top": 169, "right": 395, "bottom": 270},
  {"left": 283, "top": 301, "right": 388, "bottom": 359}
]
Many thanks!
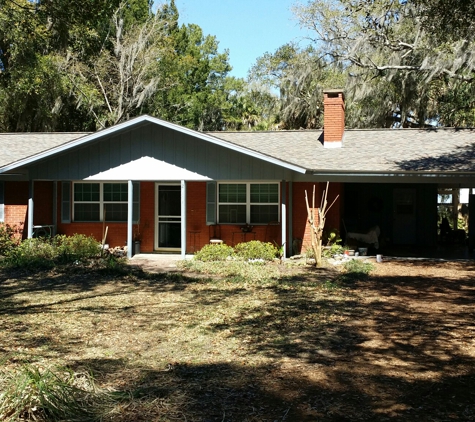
[{"left": 1, "top": 89, "right": 475, "bottom": 258}]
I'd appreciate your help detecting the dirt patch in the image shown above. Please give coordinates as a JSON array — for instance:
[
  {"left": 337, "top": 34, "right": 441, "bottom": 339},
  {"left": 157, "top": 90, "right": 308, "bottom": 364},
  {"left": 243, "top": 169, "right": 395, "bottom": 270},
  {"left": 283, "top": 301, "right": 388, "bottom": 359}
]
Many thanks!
[{"left": 0, "top": 259, "right": 474, "bottom": 421}]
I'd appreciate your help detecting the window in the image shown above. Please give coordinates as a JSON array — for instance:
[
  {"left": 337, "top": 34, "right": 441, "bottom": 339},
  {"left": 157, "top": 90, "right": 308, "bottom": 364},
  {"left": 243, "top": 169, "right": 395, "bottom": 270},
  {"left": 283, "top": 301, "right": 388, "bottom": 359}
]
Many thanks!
[
  {"left": 73, "top": 182, "right": 139, "bottom": 222},
  {"left": 218, "top": 183, "right": 279, "bottom": 224}
]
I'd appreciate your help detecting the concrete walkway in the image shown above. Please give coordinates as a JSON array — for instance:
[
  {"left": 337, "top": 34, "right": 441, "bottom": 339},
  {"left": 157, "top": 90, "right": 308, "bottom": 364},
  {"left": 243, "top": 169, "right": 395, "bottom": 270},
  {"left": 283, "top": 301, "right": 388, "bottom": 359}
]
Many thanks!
[{"left": 127, "top": 253, "right": 192, "bottom": 273}]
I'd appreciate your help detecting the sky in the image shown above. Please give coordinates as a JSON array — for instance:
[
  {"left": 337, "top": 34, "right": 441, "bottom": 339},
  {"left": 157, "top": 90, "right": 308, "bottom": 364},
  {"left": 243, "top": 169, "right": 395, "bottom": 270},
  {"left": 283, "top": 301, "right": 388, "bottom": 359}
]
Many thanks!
[{"left": 173, "top": 0, "right": 312, "bottom": 79}]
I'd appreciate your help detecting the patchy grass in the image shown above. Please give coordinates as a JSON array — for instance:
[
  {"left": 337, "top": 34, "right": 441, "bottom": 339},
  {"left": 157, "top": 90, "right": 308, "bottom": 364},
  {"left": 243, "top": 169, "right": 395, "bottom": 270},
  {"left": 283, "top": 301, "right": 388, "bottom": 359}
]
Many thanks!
[{"left": 0, "top": 259, "right": 474, "bottom": 421}]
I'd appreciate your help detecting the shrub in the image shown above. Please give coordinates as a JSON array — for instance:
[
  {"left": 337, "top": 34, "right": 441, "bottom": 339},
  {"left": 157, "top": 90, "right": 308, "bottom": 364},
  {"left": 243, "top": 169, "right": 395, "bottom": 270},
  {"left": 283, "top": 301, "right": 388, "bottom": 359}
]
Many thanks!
[
  {"left": 341, "top": 259, "right": 374, "bottom": 282},
  {"left": 0, "top": 224, "right": 21, "bottom": 256},
  {"left": 194, "top": 244, "right": 234, "bottom": 262},
  {"left": 53, "top": 234, "right": 101, "bottom": 263},
  {"left": 2, "top": 234, "right": 100, "bottom": 269},
  {"left": 6, "top": 238, "right": 57, "bottom": 269},
  {"left": 234, "top": 240, "right": 277, "bottom": 261}
]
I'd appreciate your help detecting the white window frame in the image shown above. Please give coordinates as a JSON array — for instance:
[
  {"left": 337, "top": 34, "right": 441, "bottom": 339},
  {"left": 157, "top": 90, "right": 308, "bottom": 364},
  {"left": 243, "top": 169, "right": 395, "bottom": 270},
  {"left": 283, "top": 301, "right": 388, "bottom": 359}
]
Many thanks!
[
  {"left": 217, "top": 182, "right": 280, "bottom": 225},
  {"left": 72, "top": 182, "right": 138, "bottom": 222}
]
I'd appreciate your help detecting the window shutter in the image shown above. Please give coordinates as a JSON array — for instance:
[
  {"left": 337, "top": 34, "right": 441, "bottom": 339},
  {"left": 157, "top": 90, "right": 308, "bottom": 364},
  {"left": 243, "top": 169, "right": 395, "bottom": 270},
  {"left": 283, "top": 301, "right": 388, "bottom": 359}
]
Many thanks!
[
  {"left": 61, "top": 182, "right": 71, "bottom": 223},
  {"left": 206, "top": 181, "right": 217, "bottom": 225},
  {"left": 0, "top": 181, "right": 4, "bottom": 223}
]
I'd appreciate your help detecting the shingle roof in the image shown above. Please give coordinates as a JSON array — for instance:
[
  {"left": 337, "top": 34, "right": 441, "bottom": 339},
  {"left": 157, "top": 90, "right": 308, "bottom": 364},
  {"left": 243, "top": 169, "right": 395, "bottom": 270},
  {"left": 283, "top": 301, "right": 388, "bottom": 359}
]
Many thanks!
[
  {"left": 0, "top": 133, "right": 89, "bottom": 168},
  {"left": 210, "top": 128, "right": 475, "bottom": 173},
  {"left": 1, "top": 123, "right": 475, "bottom": 175}
]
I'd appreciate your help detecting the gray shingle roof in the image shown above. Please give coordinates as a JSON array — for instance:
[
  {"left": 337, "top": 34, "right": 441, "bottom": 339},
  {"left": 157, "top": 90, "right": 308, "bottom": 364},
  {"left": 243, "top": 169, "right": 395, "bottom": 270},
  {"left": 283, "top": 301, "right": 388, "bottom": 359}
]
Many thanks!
[
  {"left": 210, "top": 128, "right": 475, "bottom": 173},
  {"left": 1, "top": 124, "right": 475, "bottom": 175},
  {"left": 0, "top": 133, "right": 89, "bottom": 168}
]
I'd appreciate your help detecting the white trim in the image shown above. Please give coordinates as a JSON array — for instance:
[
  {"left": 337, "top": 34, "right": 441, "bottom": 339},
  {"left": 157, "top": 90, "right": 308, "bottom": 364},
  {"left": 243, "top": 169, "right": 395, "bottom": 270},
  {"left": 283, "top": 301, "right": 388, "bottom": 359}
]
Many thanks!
[
  {"left": 127, "top": 181, "right": 133, "bottom": 259},
  {"left": 1, "top": 115, "right": 307, "bottom": 174}
]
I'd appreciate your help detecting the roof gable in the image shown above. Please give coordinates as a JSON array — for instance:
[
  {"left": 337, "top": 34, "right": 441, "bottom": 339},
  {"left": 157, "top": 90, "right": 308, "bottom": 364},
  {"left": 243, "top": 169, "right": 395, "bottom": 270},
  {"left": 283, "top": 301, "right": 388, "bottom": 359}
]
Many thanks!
[{"left": 0, "top": 115, "right": 306, "bottom": 174}]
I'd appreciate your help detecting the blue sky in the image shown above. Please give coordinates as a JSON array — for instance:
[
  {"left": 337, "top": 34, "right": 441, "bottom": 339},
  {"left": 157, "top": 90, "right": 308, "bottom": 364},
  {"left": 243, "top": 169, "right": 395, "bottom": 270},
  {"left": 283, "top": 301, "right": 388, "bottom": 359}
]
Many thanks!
[{"left": 173, "top": 0, "right": 311, "bottom": 79}]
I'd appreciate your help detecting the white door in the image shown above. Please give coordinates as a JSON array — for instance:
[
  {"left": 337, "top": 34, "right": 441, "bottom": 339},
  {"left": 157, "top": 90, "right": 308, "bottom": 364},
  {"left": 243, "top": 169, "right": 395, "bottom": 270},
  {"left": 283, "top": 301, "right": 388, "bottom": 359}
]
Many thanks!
[{"left": 156, "top": 184, "right": 181, "bottom": 251}]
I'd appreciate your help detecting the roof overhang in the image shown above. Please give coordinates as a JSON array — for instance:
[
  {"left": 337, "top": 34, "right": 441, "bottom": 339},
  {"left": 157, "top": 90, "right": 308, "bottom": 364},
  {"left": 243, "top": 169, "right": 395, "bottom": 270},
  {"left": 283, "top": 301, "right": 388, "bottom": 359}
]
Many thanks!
[
  {"left": 0, "top": 115, "right": 307, "bottom": 175},
  {"left": 309, "top": 170, "right": 475, "bottom": 185}
]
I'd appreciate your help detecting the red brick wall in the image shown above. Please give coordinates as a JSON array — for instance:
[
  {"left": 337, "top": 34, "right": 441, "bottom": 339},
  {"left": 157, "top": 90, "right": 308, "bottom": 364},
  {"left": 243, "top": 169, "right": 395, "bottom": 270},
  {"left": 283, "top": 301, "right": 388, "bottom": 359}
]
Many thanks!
[
  {"left": 4, "top": 181, "right": 28, "bottom": 236},
  {"left": 3, "top": 180, "right": 343, "bottom": 255},
  {"left": 292, "top": 182, "right": 342, "bottom": 254}
]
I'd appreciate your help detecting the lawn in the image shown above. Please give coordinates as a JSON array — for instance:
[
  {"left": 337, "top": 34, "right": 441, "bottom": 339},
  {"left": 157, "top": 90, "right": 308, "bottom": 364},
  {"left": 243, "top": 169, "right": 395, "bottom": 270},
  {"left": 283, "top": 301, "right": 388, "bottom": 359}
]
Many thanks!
[{"left": 0, "top": 258, "right": 474, "bottom": 421}]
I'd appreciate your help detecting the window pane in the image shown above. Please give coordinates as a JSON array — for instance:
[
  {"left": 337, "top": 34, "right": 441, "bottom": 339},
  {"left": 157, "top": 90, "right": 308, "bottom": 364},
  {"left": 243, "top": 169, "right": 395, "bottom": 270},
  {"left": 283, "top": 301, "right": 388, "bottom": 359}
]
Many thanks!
[
  {"left": 219, "top": 184, "right": 246, "bottom": 203},
  {"left": 74, "top": 183, "right": 100, "bottom": 202},
  {"left": 105, "top": 203, "right": 128, "bottom": 222},
  {"left": 219, "top": 204, "right": 246, "bottom": 224},
  {"left": 74, "top": 203, "right": 100, "bottom": 221},
  {"left": 250, "top": 184, "right": 278, "bottom": 203},
  {"left": 104, "top": 183, "right": 128, "bottom": 202},
  {"left": 250, "top": 205, "right": 279, "bottom": 224}
]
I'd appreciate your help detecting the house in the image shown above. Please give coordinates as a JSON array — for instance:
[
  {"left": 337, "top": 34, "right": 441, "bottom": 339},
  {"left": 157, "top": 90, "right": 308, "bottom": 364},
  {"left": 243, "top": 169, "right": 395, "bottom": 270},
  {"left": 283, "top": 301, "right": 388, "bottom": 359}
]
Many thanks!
[{"left": 1, "top": 89, "right": 475, "bottom": 258}]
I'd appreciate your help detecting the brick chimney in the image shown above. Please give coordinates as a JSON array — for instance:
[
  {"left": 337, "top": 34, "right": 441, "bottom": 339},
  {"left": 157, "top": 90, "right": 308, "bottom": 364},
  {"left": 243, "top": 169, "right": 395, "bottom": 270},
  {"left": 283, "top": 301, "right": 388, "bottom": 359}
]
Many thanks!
[{"left": 323, "top": 89, "right": 345, "bottom": 148}]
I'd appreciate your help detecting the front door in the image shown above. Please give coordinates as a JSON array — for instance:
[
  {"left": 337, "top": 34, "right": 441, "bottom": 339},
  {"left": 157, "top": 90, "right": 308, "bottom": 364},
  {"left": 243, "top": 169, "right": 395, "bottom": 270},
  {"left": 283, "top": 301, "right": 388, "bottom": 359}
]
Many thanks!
[{"left": 156, "top": 184, "right": 181, "bottom": 251}]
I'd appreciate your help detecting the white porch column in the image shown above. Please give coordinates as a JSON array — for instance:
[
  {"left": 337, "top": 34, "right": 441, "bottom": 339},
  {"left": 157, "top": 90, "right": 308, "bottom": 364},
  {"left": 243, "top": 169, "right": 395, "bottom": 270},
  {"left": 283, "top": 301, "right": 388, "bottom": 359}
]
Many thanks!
[
  {"left": 181, "top": 180, "right": 186, "bottom": 259},
  {"left": 52, "top": 181, "right": 57, "bottom": 235},
  {"left": 27, "top": 181, "right": 34, "bottom": 239},
  {"left": 288, "top": 181, "right": 293, "bottom": 257},
  {"left": 127, "top": 180, "right": 133, "bottom": 259},
  {"left": 281, "top": 180, "right": 287, "bottom": 260}
]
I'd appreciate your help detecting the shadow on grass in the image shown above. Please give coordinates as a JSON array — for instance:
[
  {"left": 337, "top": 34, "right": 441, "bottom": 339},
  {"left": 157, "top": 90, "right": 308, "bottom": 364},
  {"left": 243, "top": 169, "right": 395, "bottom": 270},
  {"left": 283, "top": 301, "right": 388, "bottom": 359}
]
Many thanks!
[
  {"left": 61, "top": 358, "right": 475, "bottom": 421},
  {"left": 1, "top": 260, "right": 475, "bottom": 420}
]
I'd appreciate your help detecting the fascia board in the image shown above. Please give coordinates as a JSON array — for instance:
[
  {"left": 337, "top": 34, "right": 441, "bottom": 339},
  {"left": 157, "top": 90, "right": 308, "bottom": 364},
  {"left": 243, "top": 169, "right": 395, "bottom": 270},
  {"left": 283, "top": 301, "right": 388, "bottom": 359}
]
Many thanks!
[{"left": 0, "top": 115, "right": 307, "bottom": 174}]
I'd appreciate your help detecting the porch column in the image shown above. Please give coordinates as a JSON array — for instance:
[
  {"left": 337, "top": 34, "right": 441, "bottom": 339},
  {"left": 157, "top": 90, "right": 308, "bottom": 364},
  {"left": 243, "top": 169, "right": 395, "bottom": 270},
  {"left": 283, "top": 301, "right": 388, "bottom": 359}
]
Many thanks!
[
  {"left": 181, "top": 180, "right": 186, "bottom": 259},
  {"left": 27, "top": 180, "right": 34, "bottom": 239},
  {"left": 127, "top": 180, "right": 133, "bottom": 259},
  {"left": 52, "top": 181, "right": 57, "bottom": 235},
  {"left": 289, "top": 181, "right": 293, "bottom": 257},
  {"left": 281, "top": 180, "right": 287, "bottom": 260}
]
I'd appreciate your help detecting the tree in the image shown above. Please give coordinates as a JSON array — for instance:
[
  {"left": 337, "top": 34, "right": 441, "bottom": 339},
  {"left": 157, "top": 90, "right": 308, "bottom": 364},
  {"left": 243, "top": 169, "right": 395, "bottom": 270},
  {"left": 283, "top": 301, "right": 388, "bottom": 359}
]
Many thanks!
[
  {"left": 249, "top": 44, "right": 345, "bottom": 129},
  {"left": 66, "top": 2, "right": 175, "bottom": 128},
  {"left": 292, "top": 0, "right": 475, "bottom": 127},
  {"left": 151, "top": 23, "right": 233, "bottom": 131}
]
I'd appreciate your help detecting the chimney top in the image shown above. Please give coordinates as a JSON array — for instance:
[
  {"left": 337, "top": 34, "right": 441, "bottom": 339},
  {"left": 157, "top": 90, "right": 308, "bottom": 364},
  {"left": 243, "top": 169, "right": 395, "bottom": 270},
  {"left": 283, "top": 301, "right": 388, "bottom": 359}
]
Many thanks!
[{"left": 323, "top": 89, "right": 345, "bottom": 148}]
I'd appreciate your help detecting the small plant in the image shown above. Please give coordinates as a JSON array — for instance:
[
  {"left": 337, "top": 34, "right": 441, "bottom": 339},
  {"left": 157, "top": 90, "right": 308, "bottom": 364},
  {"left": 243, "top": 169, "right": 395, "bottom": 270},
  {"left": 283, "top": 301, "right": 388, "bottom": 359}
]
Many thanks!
[
  {"left": 234, "top": 240, "right": 277, "bottom": 261},
  {"left": 324, "top": 227, "right": 342, "bottom": 246},
  {"left": 0, "top": 364, "right": 107, "bottom": 421},
  {"left": 341, "top": 259, "right": 374, "bottom": 282},
  {"left": 194, "top": 244, "right": 234, "bottom": 262},
  {"left": 322, "top": 243, "right": 345, "bottom": 258}
]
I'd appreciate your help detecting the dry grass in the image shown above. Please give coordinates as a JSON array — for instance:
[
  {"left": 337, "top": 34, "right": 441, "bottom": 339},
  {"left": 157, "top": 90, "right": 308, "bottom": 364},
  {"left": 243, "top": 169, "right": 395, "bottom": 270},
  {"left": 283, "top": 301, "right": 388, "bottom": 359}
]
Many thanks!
[{"left": 0, "top": 259, "right": 474, "bottom": 421}]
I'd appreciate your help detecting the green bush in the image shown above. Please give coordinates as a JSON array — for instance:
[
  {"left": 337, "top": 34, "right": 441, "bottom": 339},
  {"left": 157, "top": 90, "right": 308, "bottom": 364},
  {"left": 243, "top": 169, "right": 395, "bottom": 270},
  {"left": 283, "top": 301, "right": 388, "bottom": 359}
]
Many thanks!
[
  {"left": 0, "top": 224, "right": 21, "bottom": 256},
  {"left": 234, "top": 240, "right": 277, "bottom": 261},
  {"left": 53, "top": 234, "right": 101, "bottom": 263},
  {"left": 3, "top": 234, "right": 100, "bottom": 269},
  {"left": 341, "top": 259, "right": 374, "bottom": 282},
  {"left": 194, "top": 244, "right": 234, "bottom": 262}
]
